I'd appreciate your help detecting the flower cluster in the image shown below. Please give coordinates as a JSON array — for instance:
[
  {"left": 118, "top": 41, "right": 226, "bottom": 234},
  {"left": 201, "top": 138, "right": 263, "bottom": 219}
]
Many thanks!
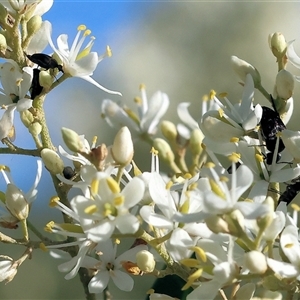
[{"left": 2, "top": 2, "right": 300, "bottom": 300}]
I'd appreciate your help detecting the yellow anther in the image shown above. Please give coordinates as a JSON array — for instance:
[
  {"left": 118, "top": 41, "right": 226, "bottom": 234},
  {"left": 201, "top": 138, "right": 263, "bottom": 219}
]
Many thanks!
[
  {"left": 180, "top": 258, "right": 200, "bottom": 268},
  {"left": 77, "top": 25, "right": 86, "bottom": 31},
  {"left": 115, "top": 238, "right": 120, "bottom": 244},
  {"left": 183, "top": 173, "right": 192, "bottom": 180},
  {"left": 219, "top": 92, "right": 228, "bottom": 98},
  {"left": 106, "top": 177, "right": 120, "bottom": 193},
  {"left": 139, "top": 83, "right": 146, "bottom": 90},
  {"left": 205, "top": 162, "right": 215, "bottom": 168},
  {"left": 106, "top": 45, "right": 112, "bottom": 57},
  {"left": 190, "top": 246, "right": 207, "bottom": 262},
  {"left": 60, "top": 223, "right": 84, "bottom": 233},
  {"left": 180, "top": 198, "right": 190, "bottom": 214},
  {"left": 134, "top": 96, "right": 142, "bottom": 105},
  {"left": 150, "top": 147, "right": 159, "bottom": 155},
  {"left": 123, "top": 107, "right": 140, "bottom": 124},
  {"left": 16, "top": 78, "right": 23, "bottom": 86},
  {"left": 0, "top": 165, "right": 10, "bottom": 172},
  {"left": 84, "top": 204, "right": 98, "bottom": 214},
  {"left": 92, "top": 136, "right": 97, "bottom": 145},
  {"left": 284, "top": 243, "right": 294, "bottom": 248},
  {"left": 228, "top": 152, "right": 241, "bottom": 163},
  {"left": 84, "top": 29, "right": 91, "bottom": 36},
  {"left": 187, "top": 268, "right": 203, "bottom": 282},
  {"left": 44, "top": 221, "right": 54, "bottom": 233},
  {"left": 202, "top": 94, "right": 209, "bottom": 102},
  {"left": 219, "top": 175, "right": 229, "bottom": 182},
  {"left": 91, "top": 178, "right": 99, "bottom": 195},
  {"left": 230, "top": 137, "right": 239, "bottom": 143},
  {"left": 291, "top": 203, "right": 300, "bottom": 211},
  {"left": 209, "top": 179, "right": 226, "bottom": 199},
  {"left": 165, "top": 181, "right": 173, "bottom": 190},
  {"left": 113, "top": 195, "right": 124, "bottom": 206},
  {"left": 39, "top": 243, "right": 48, "bottom": 252},
  {"left": 209, "top": 90, "right": 216, "bottom": 99},
  {"left": 255, "top": 153, "right": 264, "bottom": 163},
  {"left": 49, "top": 196, "right": 60, "bottom": 208},
  {"left": 218, "top": 108, "right": 224, "bottom": 117}
]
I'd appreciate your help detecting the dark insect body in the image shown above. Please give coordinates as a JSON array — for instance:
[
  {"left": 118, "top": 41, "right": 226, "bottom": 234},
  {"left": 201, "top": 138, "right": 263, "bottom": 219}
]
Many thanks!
[
  {"left": 26, "top": 53, "right": 63, "bottom": 73},
  {"left": 30, "top": 68, "right": 43, "bottom": 99},
  {"left": 259, "top": 97, "right": 286, "bottom": 165},
  {"left": 63, "top": 166, "right": 75, "bottom": 180},
  {"left": 278, "top": 181, "right": 300, "bottom": 205}
]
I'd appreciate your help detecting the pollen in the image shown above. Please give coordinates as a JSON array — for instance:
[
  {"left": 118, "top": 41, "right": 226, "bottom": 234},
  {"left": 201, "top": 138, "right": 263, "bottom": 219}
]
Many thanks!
[
  {"left": 205, "top": 162, "right": 215, "bottom": 168},
  {"left": 92, "top": 136, "right": 98, "bottom": 147},
  {"left": 84, "top": 204, "right": 98, "bottom": 214},
  {"left": 0, "top": 165, "right": 10, "bottom": 172},
  {"left": 84, "top": 29, "right": 91, "bottom": 37},
  {"left": 39, "top": 243, "right": 48, "bottom": 252},
  {"left": 183, "top": 173, "right": 192, "bottom": 179},
  {"left": 219, "top": 175, "right": 229, "bottom": 182},
  {"left": 202, "top": 94, "right": 209, "bottom": 102},
  {"left": 77, "top": 25, "right": 86, "bottom": 31},
  {"left": 106, "top": 177, "right": 120, "bottom": 193},
  {"left": 291, "top": 203, "right": 300, "bottom": 211},
  {"left": 134, "top": 96, "right": 142, "bottom": 105}
]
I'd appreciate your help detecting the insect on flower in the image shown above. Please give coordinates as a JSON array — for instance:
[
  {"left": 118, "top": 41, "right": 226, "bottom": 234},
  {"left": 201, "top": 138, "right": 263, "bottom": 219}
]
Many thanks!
[
  {"left": 25, "top": 53, "right": 64, "bottom": 73},
  {"left": 30, "top": 68, "right": 43, "bottom": 99},
  {"left": 259, "top": 96, "right": 286, "bottom": 164},
  {"left": 278, "top": 180, "right": 300, "bottom": 205}
]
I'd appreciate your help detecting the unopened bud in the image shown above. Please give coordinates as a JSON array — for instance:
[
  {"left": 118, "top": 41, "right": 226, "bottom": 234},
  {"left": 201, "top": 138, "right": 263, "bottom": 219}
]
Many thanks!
[
  {"left": 231, "top": 56, "right": 261, "bottom": 87},
  {"left": 243, "top": 251, "right": 267, "bottom": 274},
  {"left": 61, "top": 127, "right": 83, "bottom": 153},
  {"left": 0, "top": 256, "right": 17, "bottom": 284},
  {"left": 28, "top": 122, "right": 42, "bottom": 136},
  {"left": 205, "top": 215, "right": 229, "bottom": 234},
  {"left": 223, "top": 209, "right": 245, "bottom": 236},
  {"left": 136, "top": 250, "right": 156, "bottom": 273},
  {"left": 26, "top": 15, "right": 42, "bottom": 36},
  {"left": 269, "top": 32, "right": 287, "bottom": 59},
  {"left": 41, "top": 149, "right": 64, "bottom": 175},
  {"left": 190, "top": 128, "right": 204, "bottom": 156},
  {"left": 160, "top": 120, "right": 177, "bottom": 142},
  {"left": 5, "top": 184, "right": 29, "bottom": 221},
  {"left": 20, "top": 110, "right": 34, "bottom": 127},
  {"left": 111, "top": 126, "right": 134, "bottom": 166},
  {"left": 153, "top": 138, "right": 175, "bottom": 163},
  {"left": 39, "top": 70, "right": 53, "bottom": 89},
  {"left": 274, "top": 69, "right": 294, "bottom": 100},
  {"left": 0, "top": 34, "right": 7, "bottom": 52}
]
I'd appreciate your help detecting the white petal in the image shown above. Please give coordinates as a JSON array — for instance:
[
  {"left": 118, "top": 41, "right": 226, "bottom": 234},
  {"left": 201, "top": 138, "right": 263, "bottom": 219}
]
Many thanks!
[
  {"left": 177, "top": 102, "right": 199, "bottom": 130},
  {"left": 267, "top": 258, "right": 299, "bottom": 278},
  {"left": 88, "top": 271, "right": 110, "bottom": 294},
  {"left": 287, "top": 40, "right": 300, "bottom": 68}
]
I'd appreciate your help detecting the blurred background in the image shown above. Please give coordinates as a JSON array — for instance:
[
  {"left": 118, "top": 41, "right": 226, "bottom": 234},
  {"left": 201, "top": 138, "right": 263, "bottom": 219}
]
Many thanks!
[{"left": 1, "top": 0, "right": 300, "bottom": 299}]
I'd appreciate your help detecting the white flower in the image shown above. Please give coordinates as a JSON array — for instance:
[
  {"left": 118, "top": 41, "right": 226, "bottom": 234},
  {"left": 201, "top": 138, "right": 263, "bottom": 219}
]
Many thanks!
[
  {"left": 200, "top": 74, "right": 262, "bottom": 143},
  {"left": 81, "top": 239, "right": 147, "bottom": 294},
  {"left": 6, "top": 0, "right": 53, "bottom": 16},
  {"left": 70, "top": 175, "right": 145, "bottom": 242},
  {"left": 101, "top": 86, "right": 169, "bottom": 138},
  {"left": 0, "top": 256, "right": 17, "bottom": 284},
  {"left": 286, "top": 40, "right": 300, "bottom": 82},
  {"left": 267, "top": 225, "right": 300, "bottom": 279},
  {"left": 0, "top": 160, "right": 42, "bottom": 227},
  {"left": 44, "top": 21, "right": 121, "bottom": 95}
]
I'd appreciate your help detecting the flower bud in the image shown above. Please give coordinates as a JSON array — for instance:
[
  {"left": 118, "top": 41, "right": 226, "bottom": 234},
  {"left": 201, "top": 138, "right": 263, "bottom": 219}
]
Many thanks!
[
  {"left": 269, "top": 32, "right": 287, "bottom": 59},
  {"left": 273, "top": 69, "right": 294, "bottom": 100},
  {"left": 39, "top": 70, "right": 53, "bottom": 89},
  {"left": 153, "top": 138, "right": 175, "bottom": 163},
  {"left": 160, "top": 120, "right": 177, "bottom": 142},
  {"left": 0, "top": 256, "right": 17, "bottom": 284},
  {"left": 28, "top": 122, "right": 42, "bottom": 136},
  {"left": 41, "top": 149, "right": 64, "bottom": 175},
  {"left": 111, "top": 126, "right": 134, "bottom": 166},
  {"left": 205, "top": 215, "right": 229, "bottom": 234},
  {"left": 136, "top": 250, "right": 156, "bottom": 273},
  {"left": 0, "top": 34, "right": 7, "bottom": 52},
  {"left": 190, "top": 128, "right": 204, "bottom": 156},
  {"left": 61, "top": 127, "right": 83, "bottom": 153},
  {"left": 5, "top": 184, "right": 29, "bottom": 221},
  {"left": 26, "top": 15, "right": 42, "bottom": 37},
  {"left": 243, "top": 251, "right": 267, "bottom": 274},
  {"left": 231, "top": 56, "right": 261, "bottom": 87},
  {"left": 20, "top": 110, "right": 34, "bottom": 128}
]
